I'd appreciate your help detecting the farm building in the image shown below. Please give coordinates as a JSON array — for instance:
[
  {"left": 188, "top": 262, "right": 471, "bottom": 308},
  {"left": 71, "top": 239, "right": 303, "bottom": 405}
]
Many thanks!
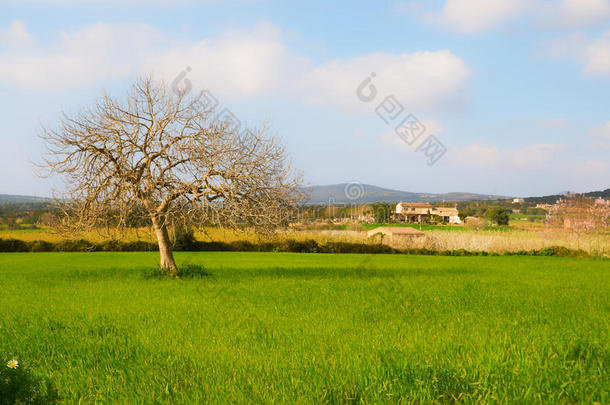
[
  {"left": 395, "top": 202, "right": 433, "bottom": 223},
  {"left": 367, "top": 226, "right": 424, "bottom": 242},
  {"left": 394, "top": 202, "right": 461, "bottom": 224},
  {"left": 432, "top": 207, "right": 462, "bottom": 224}
]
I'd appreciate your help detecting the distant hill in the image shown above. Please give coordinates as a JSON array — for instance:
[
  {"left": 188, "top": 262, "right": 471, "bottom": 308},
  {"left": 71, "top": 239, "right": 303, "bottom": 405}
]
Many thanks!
[
  {"left": 304, "top": 184, "right": 511, "bottom": 204},
  {"left": 584, "top": 189, "right": 610, "bottom": 198},
  {"left": 3, "top": 186, "right": 606, "bottom": 207},
  {"left": 0, "top": 194, "right": 51, "bottom": 204},
  {"left": 525, "top": 189, "right": 610, "bottom": 204}
]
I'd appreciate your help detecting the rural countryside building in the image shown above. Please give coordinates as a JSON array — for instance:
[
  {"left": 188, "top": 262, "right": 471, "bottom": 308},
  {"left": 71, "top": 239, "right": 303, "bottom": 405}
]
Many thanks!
[
  {"left": 367, "top": 226, "right": 425, "bottom": 242},
  {"left": 394, "top": 202, "right": 461, "bottom": 224}
]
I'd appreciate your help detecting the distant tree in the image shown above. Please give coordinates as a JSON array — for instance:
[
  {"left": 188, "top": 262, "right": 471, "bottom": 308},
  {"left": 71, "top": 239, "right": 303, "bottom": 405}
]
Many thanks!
[
  {"left": 6, "top": 217, "right": 18, "bottom": 230},
  {"left": 429, "top": 214, "right": 443, "bottom": 225},
  {"left": 369, "top": 202, "right": 392, "bottom": 223},
  {"left": 40, "top": 76, "right": 302, "bottom": 276},
  {"left": 38, "top": 212, "right": 58, "bottom": 227},
  {"left": 486, "top": 206, "right": 510, "bottom": 226},
  {"left": 522, "top": 207, "right": 547, "bottom": 216},
  {"left": 458, "top": 207, "right": 474, "bottom": 221}
]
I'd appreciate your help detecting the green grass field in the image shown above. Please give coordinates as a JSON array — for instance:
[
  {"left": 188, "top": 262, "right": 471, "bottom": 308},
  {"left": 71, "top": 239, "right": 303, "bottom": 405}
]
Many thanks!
[
  {"left": 359, "top": 223, "right": 522, "bottom": 233},
  {"left": 1, "top": 252, "right": 608, "bottom": 403},
  {"left": 360, "top": 223, "right": 468, "bottom": 232}
]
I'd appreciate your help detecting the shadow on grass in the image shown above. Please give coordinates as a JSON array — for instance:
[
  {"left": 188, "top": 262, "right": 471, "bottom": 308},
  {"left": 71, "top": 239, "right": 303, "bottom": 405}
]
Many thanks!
[
  {"left": 175, "top": 266, "right": 474, "bottom": 280},
  {"left": 30, "top": 264, "right": 474, "bottom": 284},
  {"left": 145, "top": 264, "right": 212, "bottom": 279}
]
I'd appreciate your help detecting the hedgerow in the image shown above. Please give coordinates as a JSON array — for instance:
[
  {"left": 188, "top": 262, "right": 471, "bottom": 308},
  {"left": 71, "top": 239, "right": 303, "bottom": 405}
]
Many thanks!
[{"left": 0, "top": 237, "right": 590, "bottom": 257}]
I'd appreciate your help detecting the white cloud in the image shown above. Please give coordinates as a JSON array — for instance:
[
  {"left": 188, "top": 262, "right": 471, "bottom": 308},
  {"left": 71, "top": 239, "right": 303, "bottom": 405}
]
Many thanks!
[
  {"left": 380, "top": 130, "right": 407, "bottom": 149},
  {"left": 0, "top": 21, "right": 298, "bottom": 95},
  {"left": 511, "top": 143, "right": 565, "bottom": 169},
  {"left": 427, "top": 0, "right": 527, "bottom": 34},
  {"left": 0, "top": 22, "right": 164, "bottom": 89},
  {"left": 426, "top": 0, "right": 610, "bottom": 34},
  {"left": 541, "top": 34, "right": 587, "bottom": 60},
  {"left": 0, "top": 20, "right": 33, "bottom": 48},
  {"left": 151, "top": 23, "right": 305, "bottom": 98},
  {"left": 0, "top": 21, "right": 296, "bottom": 95},
  {"left": 558, "top": 160, "right": 608, "bottom": 179},
  {"left": 584, "top": 31, "right": 610, "bottom": 76},
  {"left": 589, "top": 121, "right": 610, "bottom": 138},
  {"left": 455, "top": 142, "right": 565, "bottom": 169},
  {"left": 0, "top": 21, "right": 470, "bottom": 113},
  {"left": 420, "top": 119, "right": 444, "bottom": 137},
  {"left": 455, "top": 143, "right": 501, "bottom": 167},
  {"left": 301, "top": 50, "right": 469, "bottom": 113},
  {"left": 554, "top": 0, "right": 610, "bottom": 27},
  {"left": 579, "top": 160, "right": 608, "bottom": 173},
  {"left": 542, "top": 30, "right": 610, "bottom": 76},
  {"left": 449, "top": 141, "right": 608, "bottom": 194}
]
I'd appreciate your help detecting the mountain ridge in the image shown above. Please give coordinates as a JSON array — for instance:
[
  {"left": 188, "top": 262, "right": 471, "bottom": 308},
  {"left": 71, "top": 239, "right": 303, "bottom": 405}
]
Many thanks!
[
  {"left": 2, "top": 186, "right": 607, "bottom": 206},
  {"left": 303, "top": 184, "right": 512, "bottom": 204},
  {"left": 0, "top": 194, "right": 51, "bottom": 204}
]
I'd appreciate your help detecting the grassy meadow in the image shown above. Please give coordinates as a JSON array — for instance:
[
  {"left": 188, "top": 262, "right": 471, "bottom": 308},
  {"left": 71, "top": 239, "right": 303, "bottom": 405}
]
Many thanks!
[{"left": 1, "top": 252, "right": 608, "bottom": 403}]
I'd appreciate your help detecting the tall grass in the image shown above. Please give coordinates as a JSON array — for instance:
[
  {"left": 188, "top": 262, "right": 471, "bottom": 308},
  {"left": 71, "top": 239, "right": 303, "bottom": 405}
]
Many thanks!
[
  {"left": 197, "top": 227, "right": 610, "bottom": 257},
  {"left": 392, "top": 230, "right": 610, "bottom": 257},
  {"left": 1, "top": 225, "right": 609, "bottom": 256}
]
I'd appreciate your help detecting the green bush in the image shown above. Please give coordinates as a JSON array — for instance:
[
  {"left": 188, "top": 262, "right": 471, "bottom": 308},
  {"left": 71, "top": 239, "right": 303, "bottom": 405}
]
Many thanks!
[
  {"left": 228, "top": 241, "right": 256, "bottom": 252},
  {"left": 321, "top": 242, "right": 396, "bottom": 254},
  {"left": 173, "top": 224, "right": 197, "bottom": 251},
  {"left": 0, "top": 239, "right": 29, "bottom": 252},
  {"left": 485, "top": 206, "right": 510, "bottom": 226},
  {"left": 449, "top": 248, "right": 474, "bottom": 256},
  {"left": 280, "top": 239, "right": 319, "bottom": 253},
  {"left": 53, "top": 239, "right": 95, "bottom": 252},
  {"left": 29, "top": 241, "right": 54, "bottom": 252},
  {"left": 537, "top": 246, "right": 587, "bottom": 257},
  {"left": 0, "top": 237, "right": 594, "bottom": 257},
  {"left": 121, "top": 241, "right": 157, "bottom": 251},
  {"left": 98, "top": 239, "right": 123, "bottom": 252},
  {"left": 197, "top": 241, "right": 232, "bottom": 251}
]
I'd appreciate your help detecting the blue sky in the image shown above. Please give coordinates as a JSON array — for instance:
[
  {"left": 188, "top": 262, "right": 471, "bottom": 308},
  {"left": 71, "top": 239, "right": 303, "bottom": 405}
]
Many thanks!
[{"left": 1, "top": 0, "right": 609, "bottom": 197}]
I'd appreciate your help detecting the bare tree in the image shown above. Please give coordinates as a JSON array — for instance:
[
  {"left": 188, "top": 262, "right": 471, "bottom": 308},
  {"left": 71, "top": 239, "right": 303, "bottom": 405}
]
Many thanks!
[
  {"left": 547, "top": 195, "right": 610, "bottom": 250},
  {"left": 40, "top": 76, "right": 303, "bottom": 275}
]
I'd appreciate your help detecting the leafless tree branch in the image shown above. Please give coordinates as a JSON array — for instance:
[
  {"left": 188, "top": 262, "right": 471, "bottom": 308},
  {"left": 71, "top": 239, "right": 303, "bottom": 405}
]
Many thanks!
[{"left": 39, "top": 76, "right": 304, "bottom": 275}]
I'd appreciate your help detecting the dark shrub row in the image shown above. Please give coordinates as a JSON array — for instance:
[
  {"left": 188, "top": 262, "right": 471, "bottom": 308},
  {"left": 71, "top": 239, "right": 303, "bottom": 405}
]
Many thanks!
[
  {"left": 502, "top": 245, "right": 588, "bottom": 257},
  {"left": 0, "top": 237, "right": 590, "bottom": 257},
  {"left": 0, "top": 238, "right": 158, "bottom": 253}
]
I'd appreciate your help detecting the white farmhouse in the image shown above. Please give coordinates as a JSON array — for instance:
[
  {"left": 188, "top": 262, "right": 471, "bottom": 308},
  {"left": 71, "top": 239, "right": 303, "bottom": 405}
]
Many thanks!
[{"left": 395, "top": 202, "right": 461, "bottom": 224}]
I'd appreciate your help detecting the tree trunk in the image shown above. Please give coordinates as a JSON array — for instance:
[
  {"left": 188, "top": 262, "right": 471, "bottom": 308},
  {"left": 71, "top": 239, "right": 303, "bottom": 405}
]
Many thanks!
[{"left": 151, "top": 215, "right": 178, "bottom": 276}]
